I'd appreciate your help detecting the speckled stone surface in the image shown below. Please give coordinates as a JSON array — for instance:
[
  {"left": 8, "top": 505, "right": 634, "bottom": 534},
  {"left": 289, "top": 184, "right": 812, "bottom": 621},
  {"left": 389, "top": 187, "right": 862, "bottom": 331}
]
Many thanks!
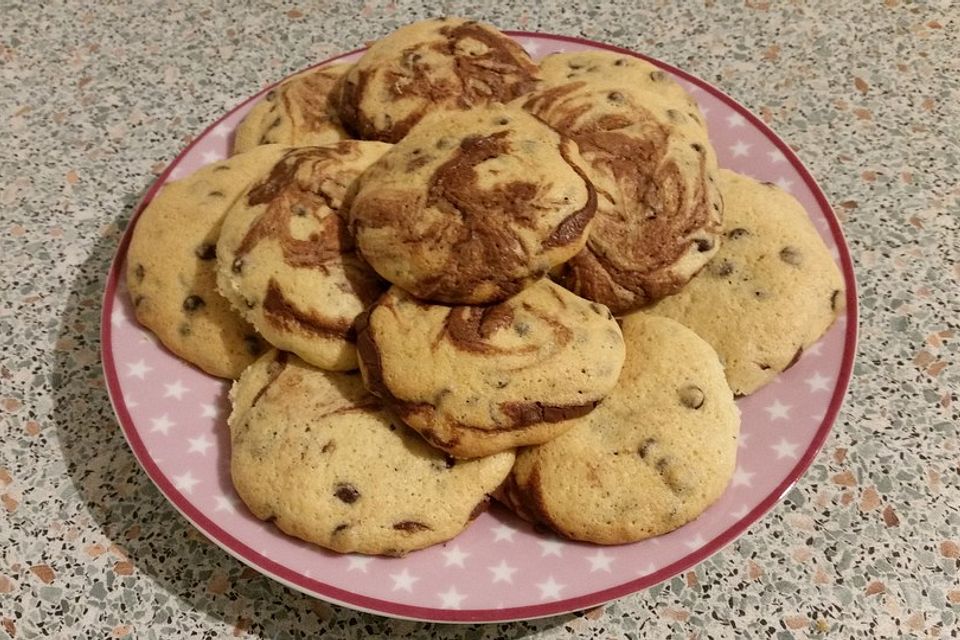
[{"left": 1, "top": 0, "right": 958, "bottom": 637}]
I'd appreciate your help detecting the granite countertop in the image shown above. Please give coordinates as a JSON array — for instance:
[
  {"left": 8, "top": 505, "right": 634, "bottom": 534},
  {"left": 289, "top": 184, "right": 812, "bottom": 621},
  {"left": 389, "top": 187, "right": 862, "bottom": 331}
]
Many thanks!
[{"left": 1, "top": 1, "right": 957, "bottom": 638}]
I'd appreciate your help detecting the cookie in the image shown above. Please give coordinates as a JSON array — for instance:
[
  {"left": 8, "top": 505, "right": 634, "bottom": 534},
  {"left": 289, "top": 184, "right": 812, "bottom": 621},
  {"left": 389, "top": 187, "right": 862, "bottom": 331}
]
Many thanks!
[
  {"left": 217, "top": 142, "right": 391, "bottom": 371},
  {"left": 229, "top": 350, "right": 515, "bottom": 556},
  {"left": 497, "top": 314, "right": 740, "bottom": 544},
  {"left": 334, "top": 17, "right": 540, "bottom": 142},
  {"left": 348, "top": 104, "right": 598, "bottom": 304},
  {"left": 125, "top": 144, "right": 290, "bottom": 378},
  {"left": 357, "top": 280, "right": 625, "bottom": 458},
  {"left": 232, "top": 64, "right": 351, "bottom": 155},
  {"left": 647, "top": 169, "right": 845, "bottom": 396},
  {"left": 523, "top": 51, "right": 722, "bottom": 314}
]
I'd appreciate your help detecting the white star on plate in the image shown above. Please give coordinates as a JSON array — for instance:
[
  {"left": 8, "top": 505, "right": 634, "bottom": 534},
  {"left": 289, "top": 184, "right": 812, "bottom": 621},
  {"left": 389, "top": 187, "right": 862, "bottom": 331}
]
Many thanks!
[
  {"left": 126, "top": 359, "right": 152, "bottom": 379},
  {"left": 726, "top": 113, "right": 746, "bottom": 128},
  {"left": 491, "top": 524, "right": 517, "bottom": 543},
  {"left": 346, "top": 556, "right": 373, "bottom": 573},
  {"left": 187, "top": 434, "right": 213, "bottom": 456},
  {"left": 211, "top": 122, "right": 231, "bottom": 138},
  {"left": 150, "top": 414, "right": 175, "bottom": 435},
  {"left": 699, "top": 105, "right": 710, "bottom": 117},
  {"left": 731, "top": 505, "right": 750, "bottom": 519},
  {"left": 732, "top": 466, "right": 756, "bottom": 488},
  {"left": 765, "top": 400, "right": 792, "bottom": 420},
  {"left": 167, "top": 166, "right": 184, "bottom": 181},
  {"left": 201, "top": 150, "right": 223, "bottom": 164},
  {"left": 111, "top": 308, "right": 125, "bottom": 327},
  {"left": 684, "top": 533, "right": 706, "bottom": 550},
  {"left": 442, "top": 545, "right": 470, "bottom": 568},
  {"left": 172, "top": 471, "right": 199, "bottom": 494},
  {"left": 538, "top": 539, "right": 564, "bottom": 557},
  {"left": 586, "top": 550, "right": 614, "bottom": 572},
  {"left": 390, "top": 568, "right": 419, "bottom": 592},
  {"left": 730, "top": 140, "right": 752, "bottom": 157},
  {"left": 201, "top": 404, "right": 218, "bottom": 418},
  {"left": 772, "top": 438, "right": 800, "bottom": 460},
  {"left": 524, "top": 40, "right": 542, "bottom": 56},
  {"left": 213, "top": 495, "right": 236, "bottom": 513},
  {"left": 126, "top": 397, "right": 138, "bottom": 408},
  {"left": 775, "top": 177, "right": 794, "bottom": 192},
  {"left": 806, "top": 342, "right": 824, "bottom": 357},
  {"left": 636, "top": 562, "right": 658, "bottom": 576},
  {"left": 163, "top": 380, "right": 189, "bottom": 400},
  {"left": 488, "top": 560, "right": 518, "bottom": 584},
  {"left": 767, "top": 149, "right": 786, "bottom": 163},
  {"left": 536, "top": 576, "right": 565, "bottom": 601},
  {"left": 438, "top": 586, "right": 466, "bottom": 609},
  {"left": 805, "top": 371, "right": 832, "bottom": 392},
  {"left": 738, "top": 432, "right": 751, "bottom": 449}
]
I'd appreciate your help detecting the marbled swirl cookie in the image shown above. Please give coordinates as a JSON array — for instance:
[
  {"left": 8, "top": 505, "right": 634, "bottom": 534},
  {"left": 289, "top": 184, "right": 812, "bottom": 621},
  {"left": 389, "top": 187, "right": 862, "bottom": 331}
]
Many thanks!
[
  {"left": 229, "top": 350, "right": 515, "bottom": 556},
  {"left": 217, "top": 142, "right": 391, "bottom": 371},
  {"left": 524, "top": 51, "right": 722, "bottom": 314},
  {"left": 356, "top": 281, "right": 625, "bottom": 458},
  {"left": 647, "top": 169, "right": 846, "bottom": 396},
  {"left": 334, "top": 17, "right": 539, "bottom": 142},
  {"left": 232, "top": 64, "right": 351, "bottom": 155},
  {"left": 126, "top": 145, "right": 290, "bottom": 378},
  {"left": 348, "top": 105, "right": 598, "bottom": 304},
  {"left": 498, "top": 314, "right": 740, "bottom": 544}
]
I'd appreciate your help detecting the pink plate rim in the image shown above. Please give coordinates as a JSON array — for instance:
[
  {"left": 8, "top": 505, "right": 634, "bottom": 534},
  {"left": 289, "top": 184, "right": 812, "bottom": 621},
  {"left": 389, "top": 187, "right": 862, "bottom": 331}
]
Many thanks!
[{"left": 99, "top": 30, "right": 859, "bottom": 623}]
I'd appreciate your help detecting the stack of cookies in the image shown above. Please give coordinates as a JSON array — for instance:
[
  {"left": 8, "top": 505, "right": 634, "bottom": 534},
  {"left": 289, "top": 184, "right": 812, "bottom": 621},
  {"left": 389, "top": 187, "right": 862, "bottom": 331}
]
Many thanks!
[{"left": 126, "top": 17, "right": 845, "bottom": 555}]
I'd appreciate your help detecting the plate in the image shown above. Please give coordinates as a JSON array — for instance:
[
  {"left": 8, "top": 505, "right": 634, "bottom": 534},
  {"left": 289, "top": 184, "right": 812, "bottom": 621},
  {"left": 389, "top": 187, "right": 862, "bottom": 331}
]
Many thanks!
[{"left": 100, "top": 32, "right": 858, "bottom": 623}]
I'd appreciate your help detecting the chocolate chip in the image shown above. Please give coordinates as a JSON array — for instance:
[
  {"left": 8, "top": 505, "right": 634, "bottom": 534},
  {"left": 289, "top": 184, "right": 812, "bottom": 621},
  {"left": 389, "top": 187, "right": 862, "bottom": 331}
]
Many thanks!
[
  {"left": 436, "top": 137, "right": 453, "bottom": 150},
  {"left": 178, "top": 322, "right": 191, "bottom": 337},
  {"left": 183, "top": 295, "right": 205, "bottom": 312},
  {"left": 134, "top": 264, "right": 145, "bottom": 281},
  {"left": 614, "top": 58, "right": 626, "bottom": 66},
  {"left": 213, "top": 165, "right": 231, "bottom": 172},
  {"left": 444, "top": 454, "right": 456, "bottom": 468},
  {"left": 293, "top": 204, "right": 308, "bottom": 216},
  {"left": 638, "top": 437, "right": 656, "bottom": 458},
  {"left": 208, "top": 190, "right": 224, "bottom": 198},
  {"left": 321, "top": 440, "right": 335, "bottom": 453},
  {"left": 133, "top": 295, "right": 144, "bottom": 308},
  {"left": 568, "top": 60, "right": 584, "bottom": 69},
  {"left": 650, "top": 70, "right": 665, "bottom": 81},
  {"left": 393, "top": 521, "right": 430, "bottom": 532},
  {"left": 695, "top": 238, "right": 713, "bottom": 252},
  {"left": 231, "top": 257, "right": 243, "bottom": 273},
  {"left": 495, "top": 117, "right": 510, "bottom": 125},
  {"left": 243, "top": 334, "right": 262, "bottom": 356},
  {"left": 831, "top": 289, "right": 842, "bottom": 311},
  {"left": 784, "top": 346, "right": 804, "bottom": 370},
  {"left": 514, "top": 322, "right": 530, "bottom": 337},
  {"left": 607, "top": 91, "right": 625, "bottom": 103},
  {"left": 265, "top": 89, "right": 277, "bottom": 101},
  {"left": 195, "top": 243, "right": 217, "bottom": 260},
  {"left": 727, "top": 228, "right": 750, "bottom": 240},
  {"left": 758, "top": 363, "right": 772, "bottom": 371},
  {"left": 333, "top": 483, "right": 360, "bottom": 504},
  {"left": 270, "top": 116, "right": 282, "bottom": 129},
  {"left": 333, "top": 523, "right": 349, "bottom": 534},
  {"left": 710, "top": 259, "right": 734, "bottom": 277},
  {"left": 754, "top": 290, "right": 770, "bottom": 300},
  {"left": 691, "top": 142, "right": 704, "bottom": 153},
  {"left": 666, "top": 109, "right": 682, "bottom": 122},
  {"left": 678, "top": 385, "right": 705, "bottom": 409},
  {"left": 762, "top": 181, "right": 776, "bottom": 188},
  {"left": 244, "top": 298, "right": 256, "bottom": 309},
  {"left": 779, "top": 246, "right": 802, "bottom": 266}
]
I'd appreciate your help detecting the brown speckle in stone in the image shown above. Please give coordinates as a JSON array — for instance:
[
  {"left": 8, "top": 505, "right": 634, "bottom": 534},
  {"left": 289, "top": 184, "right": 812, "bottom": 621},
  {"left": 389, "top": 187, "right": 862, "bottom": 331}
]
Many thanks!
[
  {"left": 334, "top": 483, "right": 360, "bottom": 504},
  {"left": 780, "top": 246, "right": 802, "bottom": 265},
  {"left": 710, "top": 259, "right": 734, "bottom": 277},
  {"left": 232, "top": 257, "right": 243, "bottom": 273},
  {"left": 134, "top": 264, "right": 145, "bottom": 281},
  {"left": 393, "top": 521, "right": 430, "bottom": 532},
  {"left": 183, "top": 295, "right": 205, "bottom": 312},
  {"left": 695, "top": 238, "right": 713, "bottom": 252},
  {"left": 195, "top": 243, "right": 217, "bottom": 260},
  {"left": 727, "top": 228, "right": 750, "bottom": 240},
  {"left": 650, "top": 70, "right": 665, "bottom": 81},
  {"left": 679, "top": 385, "right": 705, "bottom": 409}
]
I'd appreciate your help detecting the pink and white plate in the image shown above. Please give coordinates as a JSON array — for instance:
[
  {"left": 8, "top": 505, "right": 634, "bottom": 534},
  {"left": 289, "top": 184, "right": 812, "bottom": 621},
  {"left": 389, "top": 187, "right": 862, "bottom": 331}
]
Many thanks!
[{"left": 100, "top": 32, "right": 858, "bottom": 623}]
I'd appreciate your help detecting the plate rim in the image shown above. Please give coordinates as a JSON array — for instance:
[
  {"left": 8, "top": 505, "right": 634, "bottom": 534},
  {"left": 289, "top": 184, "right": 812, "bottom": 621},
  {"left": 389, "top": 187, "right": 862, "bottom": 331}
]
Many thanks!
[{"left": 99, "top": 30, "right": 859, "bottom": 623}]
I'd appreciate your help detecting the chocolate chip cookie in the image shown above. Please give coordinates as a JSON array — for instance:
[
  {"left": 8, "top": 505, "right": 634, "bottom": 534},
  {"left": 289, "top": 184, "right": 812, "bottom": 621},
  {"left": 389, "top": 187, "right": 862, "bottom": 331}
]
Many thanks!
[
  {"left": 229, "top": 350, "right": 515, "bottom": 556},
  {"left": 498, "top": 314, "right": 740, "bottom": 544},
  {"left": 217, "top": 142, "right": 391, "bottom": 371},
  {"left": 647, "top": 169, "right": 845, "bottom": 395},
  {"left": 126, "top": 144, "right": 290, "bottom": 378},
  {"left": 357, "top": 280, "right": 625, "bottom": 458},
  {"left": 348, "top": 104, "right": 598, "bottom": 304}
]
